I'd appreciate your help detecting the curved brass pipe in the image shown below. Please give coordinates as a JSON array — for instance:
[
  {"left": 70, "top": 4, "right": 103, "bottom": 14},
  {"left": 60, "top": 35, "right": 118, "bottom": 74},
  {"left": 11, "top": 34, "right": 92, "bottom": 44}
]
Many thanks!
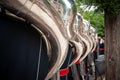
[
  {"left": 49, "top": 0, "right": 85, "bottom": 66},
  {"left": 79, "top": 20, "right": 94, "bottom": 61},
  {"left": 0, "top": 0, "right": 69, "bottom": 79},
  {"left": 82, "top": 19, "right": 93, "bottom": 51},
  {"left": 68, "top": 13, "right": 84, "bottom": 66},
  {"left": 72, "top": 13, "right": 91, "bottom": 63},
  {"left": 49, "top": 0, "right": 77, "bottom": 39},
  {"left": 89, "top": 26, "right": 97, "bottom": 52}
]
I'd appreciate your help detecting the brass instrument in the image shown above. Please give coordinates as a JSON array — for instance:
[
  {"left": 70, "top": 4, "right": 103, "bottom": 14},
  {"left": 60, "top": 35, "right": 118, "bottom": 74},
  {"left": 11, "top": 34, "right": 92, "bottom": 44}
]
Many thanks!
[
  {"left": 76, "top": 13, "right": 92, "bottom": 62},
  {"left": 0, "top": 0, "right": 69, "bottom": 79},
  {"left": 0, "top": 0, "right": 97, "bottom": 79}
]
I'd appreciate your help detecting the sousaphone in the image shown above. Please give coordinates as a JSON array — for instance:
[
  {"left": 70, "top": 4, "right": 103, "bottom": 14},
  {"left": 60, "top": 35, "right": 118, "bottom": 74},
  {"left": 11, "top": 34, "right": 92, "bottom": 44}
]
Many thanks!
[
  {"left": 75, "top": 13, "right": 92, "bottom": 62},
  {"left": 0, "top": 0, "right": 69, "bottom": 80},
  {"left": 49, "top": 0, "right": 84, "bottom": 66},
  {"left": 89, "top": 26, "right": 97, "bottom": 52},
  {"left": 80, "top": 19, "right": 94, "bottom": 61}
]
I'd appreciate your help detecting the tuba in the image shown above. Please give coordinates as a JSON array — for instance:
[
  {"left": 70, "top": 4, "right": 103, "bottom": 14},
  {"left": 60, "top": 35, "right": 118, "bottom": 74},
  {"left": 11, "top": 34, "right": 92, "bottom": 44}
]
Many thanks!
[
  {"left": 69, "top": 12, "right": 84, "bottom": 66},
  {"left": 75, "top": 13, "right": 92, "bottom": 62},
  {"left": 79, "top": 19, "right": 94, "bottom": 61},
  {"left": 0, "top": 0, "right": 69, "bottom": 79},
  {"left": 49, "top": 0, "right": 84, "bottom": 66},
  {"left": 89, "top": 26, "right": 97, "bottom": 52}
]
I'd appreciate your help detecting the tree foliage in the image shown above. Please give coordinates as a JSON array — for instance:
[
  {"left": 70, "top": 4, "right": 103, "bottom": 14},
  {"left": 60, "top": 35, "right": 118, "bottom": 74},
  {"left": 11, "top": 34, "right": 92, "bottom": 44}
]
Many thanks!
[
  {"left": 75, "top": 0, "right": 120, "bottom": 37},
  {"left": 75, "top": 1, "right": 104, "bottom": 37},
  {"left": 83, "top": 11, "right": 104, "bottom": 37},
  {"left": 76, "top": 0, "right": 120, "bottom": 17}
]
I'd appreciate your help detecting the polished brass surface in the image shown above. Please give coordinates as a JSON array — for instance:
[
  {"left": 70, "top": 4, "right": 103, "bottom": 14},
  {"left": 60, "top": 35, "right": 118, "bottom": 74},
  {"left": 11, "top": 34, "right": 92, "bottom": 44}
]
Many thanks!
[
  {"left": 0, "top": 0, "right": 97, "bottom": 79},
  {"left": 0, "top": 0, "right": 69, "bottom": 79}
]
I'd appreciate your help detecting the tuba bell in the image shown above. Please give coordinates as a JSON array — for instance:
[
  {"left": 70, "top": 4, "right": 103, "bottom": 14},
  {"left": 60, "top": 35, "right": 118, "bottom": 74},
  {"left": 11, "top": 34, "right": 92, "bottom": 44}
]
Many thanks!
[
  {"left": 0, "top": 0, "right": 69, "bottom": 79},
  {"left": 49, "top": 0, "right": 85, "bottom": 66},
  {"left": 75, "top": 13, "right": 92, "bottom": 62}
]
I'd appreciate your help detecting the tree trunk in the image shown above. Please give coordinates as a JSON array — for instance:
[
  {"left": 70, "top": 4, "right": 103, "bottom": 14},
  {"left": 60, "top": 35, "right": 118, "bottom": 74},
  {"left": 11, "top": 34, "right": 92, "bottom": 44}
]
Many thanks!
[{"left": 105, "top": 12, "right": 120, "bottom": 80}]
